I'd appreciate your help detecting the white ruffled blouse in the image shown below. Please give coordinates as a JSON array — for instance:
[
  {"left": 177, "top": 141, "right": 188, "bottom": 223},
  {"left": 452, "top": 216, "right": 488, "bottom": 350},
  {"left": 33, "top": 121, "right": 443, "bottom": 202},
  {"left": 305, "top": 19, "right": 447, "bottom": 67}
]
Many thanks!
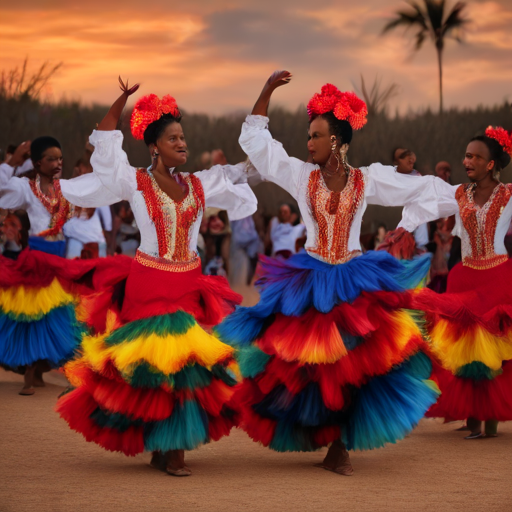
[
  {"left": 60, "top": 130, "right": 257, "bottom": 263},
  {"left": 239, "top": 115, "right": 454, "bottom": 264}
]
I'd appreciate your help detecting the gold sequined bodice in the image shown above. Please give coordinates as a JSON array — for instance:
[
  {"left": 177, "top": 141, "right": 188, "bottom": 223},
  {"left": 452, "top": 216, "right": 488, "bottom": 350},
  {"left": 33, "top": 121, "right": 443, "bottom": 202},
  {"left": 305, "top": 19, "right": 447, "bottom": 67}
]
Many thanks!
[
  {"left": 457, "top": 183, "right": 512, "bottom": 269},
  {"left": 136, "top": 169, "right": 205, "bottom": 266},
  {"left": 306, "top": 168, "right": 365, "bottom": 264}
]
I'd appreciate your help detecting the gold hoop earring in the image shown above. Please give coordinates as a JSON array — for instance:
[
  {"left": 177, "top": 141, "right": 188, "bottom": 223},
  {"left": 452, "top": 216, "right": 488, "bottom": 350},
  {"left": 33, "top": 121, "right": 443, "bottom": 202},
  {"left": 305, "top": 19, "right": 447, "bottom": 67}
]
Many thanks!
[{"left": 330, "top": 136, "right": 337, "bottom": 153}]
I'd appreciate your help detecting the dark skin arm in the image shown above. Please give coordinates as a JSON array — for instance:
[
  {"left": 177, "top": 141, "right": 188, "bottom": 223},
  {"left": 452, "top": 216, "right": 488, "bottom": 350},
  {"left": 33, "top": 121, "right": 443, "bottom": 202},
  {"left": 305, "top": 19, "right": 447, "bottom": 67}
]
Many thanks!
[
  {"left": 97, "top": 77, "right": 139, "bottom": 131},
  {"left": 251, "top": 70, "right": 292, "bottom": 116}
]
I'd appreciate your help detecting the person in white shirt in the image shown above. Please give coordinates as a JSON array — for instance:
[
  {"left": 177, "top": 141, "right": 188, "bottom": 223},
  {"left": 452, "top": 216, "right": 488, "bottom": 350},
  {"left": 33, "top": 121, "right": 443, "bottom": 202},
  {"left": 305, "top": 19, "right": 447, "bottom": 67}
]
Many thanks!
[{"left": 268, "top": 203, "right": 306, "bottom": 258}]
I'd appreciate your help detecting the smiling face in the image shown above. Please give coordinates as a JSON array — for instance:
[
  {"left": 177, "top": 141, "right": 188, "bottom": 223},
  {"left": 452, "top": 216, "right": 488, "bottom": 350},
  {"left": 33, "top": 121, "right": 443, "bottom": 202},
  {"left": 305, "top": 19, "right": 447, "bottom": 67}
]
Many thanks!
[
  {"left": 394, "top": 148, "right": 416, "bottom": 174},
  {"left": 150, "top": 121, "right": 188, "bottom": 168},
  {"left": 463, "top": 140, "right": 494, "bottom": 182},
  {"left": 307, "top": 117, "right": 334, "bottom": 166},
  {"left": 35, "top": 147, "right": 63, "bottom": 178}
]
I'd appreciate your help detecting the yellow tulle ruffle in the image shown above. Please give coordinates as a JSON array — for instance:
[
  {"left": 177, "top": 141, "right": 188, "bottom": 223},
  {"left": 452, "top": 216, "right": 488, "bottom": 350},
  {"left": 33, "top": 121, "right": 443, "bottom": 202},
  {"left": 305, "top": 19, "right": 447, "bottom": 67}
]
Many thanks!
[
  {"left": 76, "top": 312, "right": 235, "bottom": 377},
  {"left": 0, "top": 278, "right": 75, "bottom": 318},
  {"left": 430, "top": 320, "right": 512, "bottom": 372}
]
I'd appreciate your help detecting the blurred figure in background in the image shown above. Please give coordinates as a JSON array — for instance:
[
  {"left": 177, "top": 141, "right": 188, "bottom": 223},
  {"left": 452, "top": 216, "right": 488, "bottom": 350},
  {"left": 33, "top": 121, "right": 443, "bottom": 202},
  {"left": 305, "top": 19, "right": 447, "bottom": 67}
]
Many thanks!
[
  {"left": 435, "top": 161, "right": 452, "bottom": 184},
  {"left": 230, "top": 213, "right": 264, "bottom": 285},
  {"left": 111, "top": 200, "right": 140, "bottom": 256},
  {"left": 0, "top": 210, "right": 30, "bottom": 260},
  {"left": 393, "top": 147, "right": 429, "bottom": 250},
  {"left": 267, "top": 203, "right": 305, "bottom": 258},
  {"left": 64, "top": 158, "right": 112, "bottom": 258}
]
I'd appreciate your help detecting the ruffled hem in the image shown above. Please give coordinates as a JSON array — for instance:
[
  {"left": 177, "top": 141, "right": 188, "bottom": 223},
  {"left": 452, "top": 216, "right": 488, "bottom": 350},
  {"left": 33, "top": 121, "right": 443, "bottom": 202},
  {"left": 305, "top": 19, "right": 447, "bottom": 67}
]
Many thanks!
[
  {"left": 236, "top": 353, "right": 438, "bottom": 452},
  {"left": 427, "top": 361, "right": 512, "bottom": 421},
  {"left": 57, "top": 306, "right": 239, "bottom": 455}
]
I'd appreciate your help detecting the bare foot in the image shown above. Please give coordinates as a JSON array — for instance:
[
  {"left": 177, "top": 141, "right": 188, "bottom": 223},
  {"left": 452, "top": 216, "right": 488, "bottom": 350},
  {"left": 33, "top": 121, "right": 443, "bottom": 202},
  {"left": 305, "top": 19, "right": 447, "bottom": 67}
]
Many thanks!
[
  {"left": 19, "top": 386, "right": 35, "bottom": 396},
  {"left": 21, "top": 365, "right": 36, "bottom": 395},
  {"left": 314, "top": 439, "right": 354, "bottom": 476},
  {"left": 165, "top": 450, "right": 191, "bottom": 477}
]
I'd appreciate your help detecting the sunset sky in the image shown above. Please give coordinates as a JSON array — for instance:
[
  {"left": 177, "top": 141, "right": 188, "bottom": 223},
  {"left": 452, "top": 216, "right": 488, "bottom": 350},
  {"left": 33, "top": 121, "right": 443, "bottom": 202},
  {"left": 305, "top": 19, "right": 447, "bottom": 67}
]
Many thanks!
[{"left": 1, "top": 0, "right": 512, "bottom": 114}]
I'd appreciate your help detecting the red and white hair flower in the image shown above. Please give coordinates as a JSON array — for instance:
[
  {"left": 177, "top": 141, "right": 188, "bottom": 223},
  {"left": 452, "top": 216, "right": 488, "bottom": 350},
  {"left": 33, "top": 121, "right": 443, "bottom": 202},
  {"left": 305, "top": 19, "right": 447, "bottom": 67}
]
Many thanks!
[
  {"left": 485, "top": 125, "right": 512, "bottom": 156},
  {"left": 130, "top": 94, "right": 181, "bottom": 140},
  {"left": 307, "top": 84, "right": 367, "bottom": 131}
]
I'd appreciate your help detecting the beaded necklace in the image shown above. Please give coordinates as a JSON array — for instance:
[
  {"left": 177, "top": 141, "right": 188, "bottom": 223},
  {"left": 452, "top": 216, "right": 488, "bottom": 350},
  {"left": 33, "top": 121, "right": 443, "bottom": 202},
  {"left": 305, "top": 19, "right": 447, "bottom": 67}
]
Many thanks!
[{"left": 29, "top": 175, "right": 71, "bottom": 238}]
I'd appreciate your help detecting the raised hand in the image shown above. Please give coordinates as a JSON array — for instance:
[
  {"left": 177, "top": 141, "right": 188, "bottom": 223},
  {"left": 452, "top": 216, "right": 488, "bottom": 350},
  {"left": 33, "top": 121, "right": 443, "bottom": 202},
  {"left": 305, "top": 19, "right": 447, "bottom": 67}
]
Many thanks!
[
  {"left": 252, "top": 70, "right": 293, "bottom": 116},
  {"left": 97, "top": 77, "right": 140, "bottom": 131},
  {"left": 118, "top": 76, "right": 140, "bottom": 96},
  {"left": 266, "top": 70, "right": 292, "bottom": 89},
  {"left": 8, "top": 141, "right": 31, "bottom": 168}
]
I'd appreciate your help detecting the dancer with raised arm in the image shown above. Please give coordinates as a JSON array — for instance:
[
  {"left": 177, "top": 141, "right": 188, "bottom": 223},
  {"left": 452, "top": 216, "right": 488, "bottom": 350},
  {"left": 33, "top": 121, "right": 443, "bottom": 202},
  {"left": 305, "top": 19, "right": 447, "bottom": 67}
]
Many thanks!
[
  {"left": 56, "top": 79, "right": 257, "bottom": 476},
  {"left": 216, "top": 71, "right": 449, "bottom": 476},
  {"left": 407, "top": 127, "right": 512, "bottom": 440}
]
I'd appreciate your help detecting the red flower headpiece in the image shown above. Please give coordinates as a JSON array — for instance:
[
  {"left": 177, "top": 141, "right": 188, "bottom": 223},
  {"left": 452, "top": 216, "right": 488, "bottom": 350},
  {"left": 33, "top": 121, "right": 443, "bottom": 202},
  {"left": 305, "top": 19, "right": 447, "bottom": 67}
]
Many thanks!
[
  {"left": 307, "top": 84, "right": 367, "bottom": 131},
  {"left": 130, "top": 94, "right": 181, "bottom": 140},
  {"left": 485, "top": 125, "right": 512, "bottom": 156}
]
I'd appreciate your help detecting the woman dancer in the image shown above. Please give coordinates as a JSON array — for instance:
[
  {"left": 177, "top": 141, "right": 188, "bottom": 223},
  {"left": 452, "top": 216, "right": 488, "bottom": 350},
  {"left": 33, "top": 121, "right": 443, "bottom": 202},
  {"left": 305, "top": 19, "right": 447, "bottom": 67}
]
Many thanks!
[
  {"left": 216, "top": 71, "right": 443, "bottom": 475},
  {"left": 56, "top": 79, "right": 257, "bottom": 476},
  {"left": 0, "top": 139, "right": 112, "bottom": 395},
  {"left": 408, "top": 126, "right": 512, "bottom": 439}
]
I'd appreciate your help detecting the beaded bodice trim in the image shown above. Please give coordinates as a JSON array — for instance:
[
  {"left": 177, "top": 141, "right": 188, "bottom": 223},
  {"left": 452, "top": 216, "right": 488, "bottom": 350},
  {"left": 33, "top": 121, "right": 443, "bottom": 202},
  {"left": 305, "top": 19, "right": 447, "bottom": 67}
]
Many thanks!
[
  {"left": 136, "top": 169, "right": 205, "bottom": 263},
  {"left": 456, "top": 183, "right": 512, "bottom": 269},
  {"left": 306, "top": 168, "right": 365, "bottom": 264}
]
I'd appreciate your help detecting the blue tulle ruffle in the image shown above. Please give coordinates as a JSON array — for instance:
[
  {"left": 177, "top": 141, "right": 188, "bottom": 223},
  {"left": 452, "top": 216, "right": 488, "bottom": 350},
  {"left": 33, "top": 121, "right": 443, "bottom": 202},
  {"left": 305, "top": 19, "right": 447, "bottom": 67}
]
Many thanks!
[
  {"left": 0, "top": 304, "right": 81, "bottom": 367},
  {"left": 216, "top": 251, "right": 431, "bottom": 347}
]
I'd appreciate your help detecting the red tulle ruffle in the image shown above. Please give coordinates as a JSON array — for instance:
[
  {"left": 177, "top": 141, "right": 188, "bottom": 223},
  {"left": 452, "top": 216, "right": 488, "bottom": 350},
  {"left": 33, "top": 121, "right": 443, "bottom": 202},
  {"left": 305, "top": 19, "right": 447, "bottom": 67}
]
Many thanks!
[
  {"left": 412, "top": 259, "right": 512, "bottom": 335},
  {"left": 427, "top": 361, "right": 512, "bottom": 421},
  {"left": 56, "top": 387, "right": 145, "bottom": 456}
]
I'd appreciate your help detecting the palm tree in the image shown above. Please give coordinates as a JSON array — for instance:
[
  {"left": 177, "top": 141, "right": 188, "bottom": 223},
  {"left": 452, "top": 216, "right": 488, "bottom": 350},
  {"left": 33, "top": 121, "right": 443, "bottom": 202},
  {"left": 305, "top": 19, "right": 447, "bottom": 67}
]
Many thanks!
[{"left": 383, "top": 0, "right": 468, "bottom": 114}]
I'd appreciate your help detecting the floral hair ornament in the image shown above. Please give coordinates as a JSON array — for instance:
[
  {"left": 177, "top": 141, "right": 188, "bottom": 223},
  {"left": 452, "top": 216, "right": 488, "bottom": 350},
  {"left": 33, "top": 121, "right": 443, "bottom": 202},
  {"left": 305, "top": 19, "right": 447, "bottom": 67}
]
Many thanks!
[
  {"left": 485, "top": 126, "right": 512, "bottom": 156},
  {"left": 307, "top": 84, "right": 368, "bottom": 131},
  {"left": 130, "top": 94, "right": 181, "bottom": 140}
]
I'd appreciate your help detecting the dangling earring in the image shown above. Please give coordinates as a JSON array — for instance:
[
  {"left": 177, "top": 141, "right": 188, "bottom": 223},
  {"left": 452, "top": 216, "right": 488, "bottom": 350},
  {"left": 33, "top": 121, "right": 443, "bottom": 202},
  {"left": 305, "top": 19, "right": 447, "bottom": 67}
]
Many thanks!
[
  {"left": 330, "top": 135, "right": 337, "bottom": 153},
  {"left": 494, "top": 169, "right": 501, "bottom": 182},
  {"left": 340, "top": 144, "right": 350, "bottom": 175},
  {"left": 153, "top": 150, "right": 159, "bottom": 158}
]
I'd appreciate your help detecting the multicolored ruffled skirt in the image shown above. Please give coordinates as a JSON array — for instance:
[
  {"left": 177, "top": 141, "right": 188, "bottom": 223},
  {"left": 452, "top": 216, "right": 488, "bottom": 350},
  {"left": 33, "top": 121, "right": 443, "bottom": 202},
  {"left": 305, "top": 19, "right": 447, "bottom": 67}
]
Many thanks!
[
  {"left": 215, "top": 250, "right": 439, "bottom": 452},
  {"left": 0, "top": 249, "right": 105, "bottom": 369},
  {"left": 412, "top": 258, "right": 512, "bottom": 421},
  {"left": 56, "top": 253, "right": 241, "bottom": 456}
]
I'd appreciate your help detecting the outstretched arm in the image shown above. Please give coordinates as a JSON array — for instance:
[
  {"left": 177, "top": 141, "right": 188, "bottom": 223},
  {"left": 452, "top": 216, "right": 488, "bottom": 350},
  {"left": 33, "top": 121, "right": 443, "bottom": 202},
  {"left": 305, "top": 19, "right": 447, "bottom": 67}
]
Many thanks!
[
  {"left": 97, "top": 77, "right": 139, "bottom": 131},
  {"left": 251, "top": 70, "right": 292, "bottom": 116}
]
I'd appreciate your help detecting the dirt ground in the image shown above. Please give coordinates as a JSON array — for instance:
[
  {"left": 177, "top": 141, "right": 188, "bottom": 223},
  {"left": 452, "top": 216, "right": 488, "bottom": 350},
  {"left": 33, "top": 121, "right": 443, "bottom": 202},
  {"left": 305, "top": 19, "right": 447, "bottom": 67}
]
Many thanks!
[{"left": 0, "top": 367, "right": 511, "bottom": 512}]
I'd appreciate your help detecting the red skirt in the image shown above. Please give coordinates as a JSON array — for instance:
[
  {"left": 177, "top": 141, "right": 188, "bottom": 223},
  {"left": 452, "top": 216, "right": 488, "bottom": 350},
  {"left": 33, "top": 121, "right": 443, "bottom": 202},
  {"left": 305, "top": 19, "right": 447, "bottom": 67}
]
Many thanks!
[
  {"left": 56, "top": 253, "right": 241, "bottom": 456},
  {"left": 413, "top": 258, "right": 512, "bottom": 421}
]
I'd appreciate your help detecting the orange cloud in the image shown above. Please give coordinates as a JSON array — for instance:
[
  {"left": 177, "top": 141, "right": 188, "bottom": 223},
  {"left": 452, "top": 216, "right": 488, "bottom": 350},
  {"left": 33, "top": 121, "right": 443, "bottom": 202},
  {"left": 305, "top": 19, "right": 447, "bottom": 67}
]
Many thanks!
[{"left": 0, "top": 1, "right": 511, "bottom": 114}]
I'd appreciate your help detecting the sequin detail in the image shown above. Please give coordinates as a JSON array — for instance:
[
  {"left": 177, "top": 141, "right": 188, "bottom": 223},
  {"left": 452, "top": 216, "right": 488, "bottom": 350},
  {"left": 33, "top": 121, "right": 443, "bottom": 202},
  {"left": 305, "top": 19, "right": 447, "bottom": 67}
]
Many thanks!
[
  {"left": 29, "top": 175, "right": 72, "bottom": 238},
  {"left": 306, "top": 168, "right": 365, "bottom": 264},
  {"left": 136, "top": 169, "right": 205, "bottom": 263},
  {"left": 135, "top": 250, "right": 200, "bottom": 272},
  {"left": 457, "top": 183, "right": 512, "bottom": 269}
]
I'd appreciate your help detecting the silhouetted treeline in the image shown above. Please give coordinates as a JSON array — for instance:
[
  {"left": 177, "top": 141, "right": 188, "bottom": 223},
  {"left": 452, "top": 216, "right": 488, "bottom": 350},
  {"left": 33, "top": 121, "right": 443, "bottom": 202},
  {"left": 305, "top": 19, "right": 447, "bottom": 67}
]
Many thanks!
[{"left": 1, "top": 92, "right": 511, "bottom": 232}]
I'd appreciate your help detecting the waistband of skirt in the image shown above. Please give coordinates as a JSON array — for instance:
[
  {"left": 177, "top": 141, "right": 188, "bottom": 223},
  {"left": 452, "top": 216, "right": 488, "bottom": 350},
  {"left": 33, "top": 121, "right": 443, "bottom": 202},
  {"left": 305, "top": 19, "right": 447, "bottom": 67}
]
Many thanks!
[{"left": 134, "top": 250, "right": 201, "bottom": 273}]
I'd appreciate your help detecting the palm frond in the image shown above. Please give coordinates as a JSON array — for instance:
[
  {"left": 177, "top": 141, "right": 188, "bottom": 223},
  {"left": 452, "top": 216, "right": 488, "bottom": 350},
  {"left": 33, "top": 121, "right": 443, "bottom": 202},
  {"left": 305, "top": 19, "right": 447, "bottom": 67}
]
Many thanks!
[
  {"left": 442, "top": 2, "right": 468, "bottom": 36},
  {"left": 424, "top": 0, "right": 446, "bottom": 31}
]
